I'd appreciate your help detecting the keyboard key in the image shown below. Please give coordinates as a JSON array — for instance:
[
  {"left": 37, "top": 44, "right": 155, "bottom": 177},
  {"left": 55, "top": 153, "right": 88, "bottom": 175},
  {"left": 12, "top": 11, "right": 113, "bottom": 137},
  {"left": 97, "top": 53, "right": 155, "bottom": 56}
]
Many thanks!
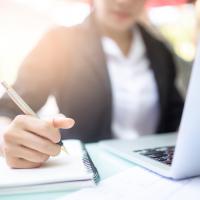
[{"left": 134, "top": 146, "right": 175, "bottom": 166}]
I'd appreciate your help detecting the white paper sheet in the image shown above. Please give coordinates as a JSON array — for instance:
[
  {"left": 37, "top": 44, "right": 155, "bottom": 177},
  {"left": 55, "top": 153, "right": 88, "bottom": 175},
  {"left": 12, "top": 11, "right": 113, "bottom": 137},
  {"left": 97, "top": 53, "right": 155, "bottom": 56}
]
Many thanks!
[{"left": 59, "top": 166, "right": 200, "bottom": 200}]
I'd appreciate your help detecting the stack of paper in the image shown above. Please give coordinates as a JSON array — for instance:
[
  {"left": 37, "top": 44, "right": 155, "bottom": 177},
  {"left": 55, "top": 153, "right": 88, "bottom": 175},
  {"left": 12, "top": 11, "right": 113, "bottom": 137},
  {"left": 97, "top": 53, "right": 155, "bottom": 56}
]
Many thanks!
[
  {"left": 0, "top": 140, "right": 99, "bottom": 195},
  {"left": 59, "top": 166, "right": 200, "bottom": 200}
]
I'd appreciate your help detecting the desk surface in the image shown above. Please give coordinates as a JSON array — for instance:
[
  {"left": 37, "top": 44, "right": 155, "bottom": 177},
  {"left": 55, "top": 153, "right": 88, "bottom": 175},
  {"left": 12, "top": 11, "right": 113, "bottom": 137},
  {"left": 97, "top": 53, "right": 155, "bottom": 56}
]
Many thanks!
[{"left": 1, "top": 143, "right": 134, "bottom": 200}]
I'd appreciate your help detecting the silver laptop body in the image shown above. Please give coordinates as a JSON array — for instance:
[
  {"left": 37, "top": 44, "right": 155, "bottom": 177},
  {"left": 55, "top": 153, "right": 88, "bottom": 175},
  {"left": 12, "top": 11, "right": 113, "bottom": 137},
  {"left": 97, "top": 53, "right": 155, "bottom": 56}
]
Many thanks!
[{"left": 99, "top": 44, "right": 200, "bottom": 180}]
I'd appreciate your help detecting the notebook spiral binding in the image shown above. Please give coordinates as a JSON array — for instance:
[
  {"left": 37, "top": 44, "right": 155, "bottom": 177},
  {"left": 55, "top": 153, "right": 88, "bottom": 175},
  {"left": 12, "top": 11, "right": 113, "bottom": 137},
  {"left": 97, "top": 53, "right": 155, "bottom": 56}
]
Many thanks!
[{"left": 81, "top": 144, "right": 100, "bottom": 184}]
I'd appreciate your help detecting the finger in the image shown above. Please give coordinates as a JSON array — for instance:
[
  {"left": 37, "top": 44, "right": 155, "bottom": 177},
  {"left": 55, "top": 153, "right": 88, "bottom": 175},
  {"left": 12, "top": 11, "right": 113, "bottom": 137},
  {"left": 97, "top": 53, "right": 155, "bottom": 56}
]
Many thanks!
[
  {"left": 4, "top": 144, "right": 49, "bottom": 163},
  {"left": 13, "top": 130, "right": 61, "bottom": 157},
  {"left": 52, "top": 116, "right": 75, "bottom": 129},
  {"left": 13, "top": 115, "right": 61, "bottom": 143},
  {"left": 6, "top": 157, "right": 42, "bottom": 169}
]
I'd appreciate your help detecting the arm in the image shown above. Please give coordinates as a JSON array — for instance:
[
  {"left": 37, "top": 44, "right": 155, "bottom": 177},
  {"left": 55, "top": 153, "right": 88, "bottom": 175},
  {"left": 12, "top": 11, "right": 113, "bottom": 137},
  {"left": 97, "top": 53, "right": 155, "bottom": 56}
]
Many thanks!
[
  {"left": 164, "top": 86, "right": 184, "bottom": 132},
  {"left": 0, "top": 27, "right": 68, "bottom": 119},
  {"left": 0, "top": 27, "right": 75, "bottom": 168},
  {"left": 162, "top": 50, "right": 184, "bottom": 132}
]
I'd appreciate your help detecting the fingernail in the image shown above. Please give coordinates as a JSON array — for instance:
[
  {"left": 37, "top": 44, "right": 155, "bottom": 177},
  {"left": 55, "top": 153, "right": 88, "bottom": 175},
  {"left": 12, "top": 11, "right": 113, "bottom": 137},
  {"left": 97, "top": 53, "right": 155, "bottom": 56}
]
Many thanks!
[
  {"left": 57, "top": 113, "right": 67, "bottom": 118},
  {"left": 67, "top": 118, "right": 75, "bottom": 128}
]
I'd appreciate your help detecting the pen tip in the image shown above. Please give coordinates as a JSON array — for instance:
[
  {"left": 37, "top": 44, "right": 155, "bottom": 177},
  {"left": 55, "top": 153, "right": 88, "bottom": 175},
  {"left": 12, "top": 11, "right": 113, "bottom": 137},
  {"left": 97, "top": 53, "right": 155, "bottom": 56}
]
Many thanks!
[{"left": 61, "top": 146, "right": 69, "bottom": 154}]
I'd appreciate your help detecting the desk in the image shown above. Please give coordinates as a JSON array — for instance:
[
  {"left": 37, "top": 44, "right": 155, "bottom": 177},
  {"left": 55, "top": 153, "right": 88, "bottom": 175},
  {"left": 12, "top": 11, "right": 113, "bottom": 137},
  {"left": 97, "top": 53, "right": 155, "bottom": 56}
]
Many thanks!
[{"left": 0, "top": 143, "right": 134, "bottom": 200}]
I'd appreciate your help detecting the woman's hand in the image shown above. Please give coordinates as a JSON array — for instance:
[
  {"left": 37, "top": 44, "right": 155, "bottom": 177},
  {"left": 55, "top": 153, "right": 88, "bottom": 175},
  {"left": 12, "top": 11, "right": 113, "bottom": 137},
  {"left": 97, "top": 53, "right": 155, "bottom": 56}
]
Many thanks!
[{"left": 0, "top": 114, "right": 75, "bottom": 169}]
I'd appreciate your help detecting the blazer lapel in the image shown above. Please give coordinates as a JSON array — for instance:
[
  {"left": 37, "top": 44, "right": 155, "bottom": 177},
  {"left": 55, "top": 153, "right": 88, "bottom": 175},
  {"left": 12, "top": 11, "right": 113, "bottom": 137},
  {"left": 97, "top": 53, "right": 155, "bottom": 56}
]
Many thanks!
[{"left": 139, "top": 25, "right": 168, "bottom": 126}]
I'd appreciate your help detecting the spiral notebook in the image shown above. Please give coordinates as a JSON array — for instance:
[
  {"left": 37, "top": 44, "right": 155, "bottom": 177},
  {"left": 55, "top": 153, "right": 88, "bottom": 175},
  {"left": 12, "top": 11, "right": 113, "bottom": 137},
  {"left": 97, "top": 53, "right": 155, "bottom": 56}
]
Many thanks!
[{"left": 0, "top": 140, "right": 100, "bottom": 195}]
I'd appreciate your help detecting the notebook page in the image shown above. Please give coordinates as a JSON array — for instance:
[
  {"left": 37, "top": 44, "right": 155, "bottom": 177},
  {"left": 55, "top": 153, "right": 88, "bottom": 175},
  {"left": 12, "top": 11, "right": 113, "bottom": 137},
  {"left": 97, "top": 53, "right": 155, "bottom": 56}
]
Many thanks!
[
  {"left": 59, "top": 167, "right": 200, "bottom": 200},
  {"left": 0, "top": 140, "right": 93, "bottom": 187}
]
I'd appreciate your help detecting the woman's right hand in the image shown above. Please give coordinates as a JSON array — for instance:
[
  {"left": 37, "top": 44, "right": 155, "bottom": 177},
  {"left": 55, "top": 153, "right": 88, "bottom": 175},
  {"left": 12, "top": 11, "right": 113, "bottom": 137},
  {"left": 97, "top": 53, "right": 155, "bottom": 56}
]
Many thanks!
[{"left": 0, "top": 114, "right": 75, "bottom": 169}]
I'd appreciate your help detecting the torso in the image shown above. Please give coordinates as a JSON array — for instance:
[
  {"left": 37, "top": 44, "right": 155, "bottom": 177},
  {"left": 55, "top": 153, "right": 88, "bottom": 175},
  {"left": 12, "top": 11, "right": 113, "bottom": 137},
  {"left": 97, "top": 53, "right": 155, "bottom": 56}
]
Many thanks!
[{"left": 101, "top": 27, "right": 160, "bottom": 139}]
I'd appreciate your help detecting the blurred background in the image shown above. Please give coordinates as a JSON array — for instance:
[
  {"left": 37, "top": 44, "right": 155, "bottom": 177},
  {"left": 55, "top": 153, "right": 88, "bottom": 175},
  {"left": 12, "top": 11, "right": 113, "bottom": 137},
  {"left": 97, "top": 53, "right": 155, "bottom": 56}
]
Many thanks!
[{"left": 0, "top": 0, "right": 199, "bottom": 116}]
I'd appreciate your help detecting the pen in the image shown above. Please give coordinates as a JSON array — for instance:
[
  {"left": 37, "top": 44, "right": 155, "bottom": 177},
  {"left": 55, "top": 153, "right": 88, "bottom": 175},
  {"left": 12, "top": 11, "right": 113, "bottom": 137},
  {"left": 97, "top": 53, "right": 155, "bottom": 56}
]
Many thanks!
[{"left": 1, "top": 81, "right": 68, "bottom": 154}]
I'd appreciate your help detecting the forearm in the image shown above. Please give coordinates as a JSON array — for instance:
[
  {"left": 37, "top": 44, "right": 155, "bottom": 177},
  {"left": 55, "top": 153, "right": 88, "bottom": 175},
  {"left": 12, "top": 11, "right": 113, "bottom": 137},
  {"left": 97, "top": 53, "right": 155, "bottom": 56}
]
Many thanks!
[{"left": 0, "top": 117, "right": 12, "bottom": 156}]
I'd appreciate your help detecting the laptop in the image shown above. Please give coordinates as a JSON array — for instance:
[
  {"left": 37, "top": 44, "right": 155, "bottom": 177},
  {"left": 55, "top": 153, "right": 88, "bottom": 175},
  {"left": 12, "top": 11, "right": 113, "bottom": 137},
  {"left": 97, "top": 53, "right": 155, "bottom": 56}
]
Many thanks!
[{"left": 99, "top": 43, "right": 200, "bottom": 180}]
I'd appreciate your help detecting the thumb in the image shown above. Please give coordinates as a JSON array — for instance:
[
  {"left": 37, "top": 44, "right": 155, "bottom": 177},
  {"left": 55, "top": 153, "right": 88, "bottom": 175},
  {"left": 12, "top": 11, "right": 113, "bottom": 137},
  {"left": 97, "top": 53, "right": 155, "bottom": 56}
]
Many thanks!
[{"left": 52, "top": 114, "right": 75, "bottom": 129}]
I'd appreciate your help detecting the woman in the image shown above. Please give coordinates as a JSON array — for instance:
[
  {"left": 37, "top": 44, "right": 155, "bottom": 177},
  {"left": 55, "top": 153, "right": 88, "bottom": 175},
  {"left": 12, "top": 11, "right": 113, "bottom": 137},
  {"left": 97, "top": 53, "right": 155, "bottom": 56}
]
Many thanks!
[{"left": 0, "top": 0, "right": 183, "bottom": 168}]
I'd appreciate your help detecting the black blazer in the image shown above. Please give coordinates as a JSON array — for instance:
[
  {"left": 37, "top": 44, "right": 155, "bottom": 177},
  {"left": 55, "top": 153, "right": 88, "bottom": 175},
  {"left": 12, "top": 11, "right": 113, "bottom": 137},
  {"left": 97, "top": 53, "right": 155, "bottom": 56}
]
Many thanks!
[{"left": 0, "top": 15, "right": 184, "bottom": 142}]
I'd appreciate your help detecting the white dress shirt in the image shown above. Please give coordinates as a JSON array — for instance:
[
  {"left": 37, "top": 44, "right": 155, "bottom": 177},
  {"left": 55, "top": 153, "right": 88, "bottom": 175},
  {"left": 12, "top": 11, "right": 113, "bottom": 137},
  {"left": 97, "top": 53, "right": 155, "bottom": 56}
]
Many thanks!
[{"left": 101, "top": 28, "right": 160, "bottom": 139}]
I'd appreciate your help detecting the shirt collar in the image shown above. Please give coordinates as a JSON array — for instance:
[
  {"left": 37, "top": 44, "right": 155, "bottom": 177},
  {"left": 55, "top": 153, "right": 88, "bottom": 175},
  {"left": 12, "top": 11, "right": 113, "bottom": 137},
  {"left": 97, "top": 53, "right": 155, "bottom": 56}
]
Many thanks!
[{"left": 101, "top": 27, "right": 146, "bottom": 63}]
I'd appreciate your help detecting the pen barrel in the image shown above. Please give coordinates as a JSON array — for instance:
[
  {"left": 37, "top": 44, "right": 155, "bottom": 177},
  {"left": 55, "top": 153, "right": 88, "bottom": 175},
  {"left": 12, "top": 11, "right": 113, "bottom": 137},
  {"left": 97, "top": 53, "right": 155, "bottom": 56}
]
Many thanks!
[{"left": 7, "top": 88, "right": 36, "bottom": 116}]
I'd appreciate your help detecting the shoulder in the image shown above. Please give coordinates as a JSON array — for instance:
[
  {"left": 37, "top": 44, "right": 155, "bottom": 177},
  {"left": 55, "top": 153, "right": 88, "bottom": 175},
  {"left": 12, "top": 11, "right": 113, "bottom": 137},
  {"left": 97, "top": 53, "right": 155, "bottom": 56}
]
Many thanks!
[
  {"left": 41, "top": 20, "right": 92, "bottom": 53},
  {"left": 138, "top": 24, "right": 174, "bottom": 58},
  {"left": 32, "top": 23, "right": 87, "bottom": 64},
  {"left": 139, "top": 24, "right": 176, "bottom": 74},
  {"left": 41, "top": 24, "right": 81, "bottom": 45}
]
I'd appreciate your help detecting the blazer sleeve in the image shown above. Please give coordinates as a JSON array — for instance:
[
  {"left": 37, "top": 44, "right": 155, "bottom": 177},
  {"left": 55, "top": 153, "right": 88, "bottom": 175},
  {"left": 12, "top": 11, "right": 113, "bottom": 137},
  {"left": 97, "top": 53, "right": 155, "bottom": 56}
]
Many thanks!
[
  {"left": 164, "top": 85, "right": 184, "bottom": 132},
  {"left": 0, "top": 27, "right": 67, "bottom": 119},
  {"left": 161, "top": 50, "right": 184, "bottom": 133}
]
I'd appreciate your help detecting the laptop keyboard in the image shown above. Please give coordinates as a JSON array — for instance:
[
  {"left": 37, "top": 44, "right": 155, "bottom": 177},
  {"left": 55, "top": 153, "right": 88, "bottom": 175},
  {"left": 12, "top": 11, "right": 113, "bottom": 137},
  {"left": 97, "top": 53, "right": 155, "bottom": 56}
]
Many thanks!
[{"left": 134, "top": 146, "right": 175, "bottom": 165}]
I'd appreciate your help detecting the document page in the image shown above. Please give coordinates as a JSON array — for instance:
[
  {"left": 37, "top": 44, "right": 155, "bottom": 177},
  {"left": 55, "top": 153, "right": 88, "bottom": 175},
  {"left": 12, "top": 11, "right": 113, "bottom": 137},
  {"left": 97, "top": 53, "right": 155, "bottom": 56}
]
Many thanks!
[
  {"left": 0, "top": 140, "right": 90, "bottom": 188},
  {"left": 59, "top": 166, "right": 200, "bottom": 200}
]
